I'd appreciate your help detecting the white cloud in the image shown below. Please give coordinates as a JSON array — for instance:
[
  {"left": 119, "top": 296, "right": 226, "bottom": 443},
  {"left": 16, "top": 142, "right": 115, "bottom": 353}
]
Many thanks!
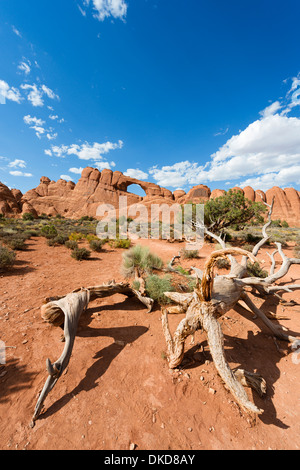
[
  {"left": 21, "top": 84, "right": 44, "bottom": 107},
  {"left": 23, "top": 115, "right": 45, "bottom": 126},
  {"left": 18, "top": 60, "right": 31, "bottom": 76},
  {"left": 259, "top": 101, "right": 282, "bottom": 118},
  {"left": 214, "top": 127, "right": 229, "bottom": 137},
  {"left": 150, "top": 161, "right": 206, "bottom": 188},
  {"left": 239, "top": 166, "right": 300, "bottom": 191},
  {"left": 44, "top": 149, "right": 53, "bottom": 156},
  {"left": 23, "top": 115, "right": 46, "bottom": 138},
  {"left": 84, "top": 0, "right": 128, "bottom": 21},
  {"left": 150, "top": 114, "right": 300, "bottom": 190},
  {"left": 12, "top": 26, "right": 22, "bottom": 38},
  {"left": 124, "top": 168, "right": 149, "bottom": 180},
  {"left": 60, "top": 175, "right": 73, "bottom": 181},
  {"left": 41, "top": 85, "right": 59, "bottom": 101},
  {"left": 69, "top": 167, "right": 84, "bottom": 174},
  {"left": 46, "top": 132, "right": 58, "bottom": 141},
  {"left": 0, "top": 80, "right": 22, "bottom": 103},
  {"left": 21, "top": 83, "right": 59, "bottom": 107},
  {"left": 24, "top": 115, "right": 57, "bottom": 140},
  {"left": 94, "top": 161, "right": 115, "bottom": 170},
  {"left": 8, "top": 159, "right": 27, "bottom": 169},
  {"left": 9, "top": 171, "right": 33, "bottom": 177},
  {"left": 48, "top": 140, "right": 123, "bottom": 160}
]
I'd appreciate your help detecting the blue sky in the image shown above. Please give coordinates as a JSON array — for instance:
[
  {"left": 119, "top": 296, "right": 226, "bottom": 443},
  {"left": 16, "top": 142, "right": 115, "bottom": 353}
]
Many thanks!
[{"left": 1, "top": 0, "right": 300, "bottom": 195}]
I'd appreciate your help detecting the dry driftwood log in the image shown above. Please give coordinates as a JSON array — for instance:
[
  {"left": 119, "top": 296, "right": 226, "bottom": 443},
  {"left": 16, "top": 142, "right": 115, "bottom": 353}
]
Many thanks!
[
  {"left": 31, "top": 281, "right": 153, "bottom": 425},
  {"left": 161, "top": 200, "right": 300, "bottom": 415}
]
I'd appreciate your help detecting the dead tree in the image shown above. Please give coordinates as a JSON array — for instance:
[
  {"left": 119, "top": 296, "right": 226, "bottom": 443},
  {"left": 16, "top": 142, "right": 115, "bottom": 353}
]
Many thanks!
[
  {"left": 31, "top": 281, "right": 153, "bottom": 426},
  {"left": 161, "top": 199, "right": 300, "bottom": 415}
]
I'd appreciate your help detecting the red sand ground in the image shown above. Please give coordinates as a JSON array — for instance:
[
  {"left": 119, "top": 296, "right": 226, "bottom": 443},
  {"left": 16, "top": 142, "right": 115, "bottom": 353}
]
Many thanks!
[{"left": 0, "top": 237, "right": 299, "bottom": 450}]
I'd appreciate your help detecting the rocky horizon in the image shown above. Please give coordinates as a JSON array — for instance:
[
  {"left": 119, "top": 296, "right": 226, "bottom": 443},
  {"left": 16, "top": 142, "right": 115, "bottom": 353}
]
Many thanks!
[{"left": 0, "top": 166, "right": 299, "bottom": 227}]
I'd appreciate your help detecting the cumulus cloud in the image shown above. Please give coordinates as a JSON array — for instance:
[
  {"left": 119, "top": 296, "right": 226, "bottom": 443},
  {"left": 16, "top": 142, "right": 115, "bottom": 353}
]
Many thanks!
[
  {"left": 83, "top": 0, "right": 128, "bottom": 21},
  {"left": 69, "top": 167, "right": 84, "bottom": 174},
  {"left": 124, "top": 168, "right": 149, "bottom": 180},
  {"left": 60, "top": 174, "right": 74, "bottom": 181},
  {"left": 94, "top": 161, "right": 116, "bottom": 170},
  {"left": 150, "top": 114, "right": 300, "bottom": 190},
  {"left": 9, "top": 170, "right": 33, "bottom": 177},
  {"left": 8, "top": 159, "right": 27, "bottom": 169},
  {"left": 0, "top": 80, "right": 22, "bottom": 103},
  {"left": 48, "top": 140, "right": 123, "bottom": 160},
  {"left": 150, "top": 73, "right": 300, "bottom": 191}
]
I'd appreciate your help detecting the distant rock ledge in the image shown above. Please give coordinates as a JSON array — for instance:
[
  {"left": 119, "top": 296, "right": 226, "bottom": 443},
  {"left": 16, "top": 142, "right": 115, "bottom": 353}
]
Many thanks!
[{"left": 0, "top": 167, "right": 299, "bottom": 227}]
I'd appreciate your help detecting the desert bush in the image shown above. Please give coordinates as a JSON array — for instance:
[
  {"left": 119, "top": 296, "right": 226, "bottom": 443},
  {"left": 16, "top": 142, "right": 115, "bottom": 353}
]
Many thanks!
[
  {"left": 86, "top": 233, "right": 98, "bottom": 243},
  {"left": 0, "top": 244, "right": 16, "bottom": 270},
  {"left": 110, "top": 238, "right": 132, "bottom": 249},
  {"left": 22, "top": 212, "right": 35, "bottom": 221},
  {"left": 145, "top": 274, "right": 174, "bottom": 304},
  {"left": 41, "top": 224, "right": 58, "bottom": 239},
  {"left": 24, "top": 229, "right": 40, "bottom": 237},
  {"left": 69, "top": 232, "right": 85, "bottom": 241},
  {"left": 245, "top": 232, "right": 261, "bottom": 243},
  {"left": 65, "top": 240, "right": 78, "bottom": 250},
  {"left": 175, "top": 265, "right": 190, "bottom": 276},
  {"left": 47, "top": 234, "right": 69, "bottom": 246},
  {"left": 181, "top": 249, "right": 199, "bottom": 259},
  {"left": 122, "top": 245, "right": 163, "bottom": 278},
  {"left": 5, "top": 235, "right": 27, "bottom": 251},
  {"left": 89, "top": 239, "right": 106, "bottom": 252},
  {"left": 247, "top": 261, "right": 268, "bottom": 278},
  {"left": 216, "top": 258, "right": 231, "bottom": 269},
  {"left": 243, "top": 243, "right": 255, "bottom": 252},
  {"left": 71, "top": 247, "right": 91, "bottom": 261}
]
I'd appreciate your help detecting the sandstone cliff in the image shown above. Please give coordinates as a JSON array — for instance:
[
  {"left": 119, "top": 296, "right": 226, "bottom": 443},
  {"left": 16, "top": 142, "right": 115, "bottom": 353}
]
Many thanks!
[{"left": 0, "top": 168, "right": 299, "bottom": 227}]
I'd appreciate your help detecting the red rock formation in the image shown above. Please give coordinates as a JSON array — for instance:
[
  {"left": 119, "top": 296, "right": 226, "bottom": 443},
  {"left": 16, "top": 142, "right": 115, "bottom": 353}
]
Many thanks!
[
  {"left": 210, "top": 189, "right": 226, "bottom": 199},
  {"left": 183, "top": 185, "right": 211, "bottom": 202},
  {"left": 0, "top": 183, "right": 22, "bottom": 216},
  {"left": 0, "top": 169, "right": 299, "bottom": 226}
]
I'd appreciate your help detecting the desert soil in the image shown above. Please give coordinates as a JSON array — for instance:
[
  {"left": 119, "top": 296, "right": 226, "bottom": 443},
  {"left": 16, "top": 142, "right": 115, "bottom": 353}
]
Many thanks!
[{"left": 0, "top": 237, "right": 299, "bottom": 450}]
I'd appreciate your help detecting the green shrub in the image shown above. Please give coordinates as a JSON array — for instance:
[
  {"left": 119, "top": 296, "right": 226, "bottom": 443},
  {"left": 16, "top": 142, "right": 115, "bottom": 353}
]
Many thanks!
[
  {"left": 122, "top": 245, "right": 163, "bottom": 278},
  {"left": 71, "top": 247, "right": 91, "bottom": 261},
  {"left": 24, "top": 229, "right": 40, "bottom": 237},
  {"left": 145, "top": 274, "right": 174, "bottom": 304},
  {"left": 54, "top": 234, "right": 69, "bottom": 245},
  {"left": 22, "top": 212, "right": 35, "bottom": 221},
  {"left": 89, "top": 239, "right": 106, "bottom": 252},
  {"left": 181, "top": 249, "right": 199, "bottom": 259},
  {"left": 245, "top": 232, "right": 261, "bottom": 243},
  {"left": 110, "top": 238, "right": 132, "bottom": 249},
  {"left": 41, "top": 224, "right": 58, "bottom": 239},
  {"left": 175, "top": 265, "right": 190, "bottom": 276},
  {"left": 0, "top": 244, "right": 16, "bottom": 270},
  {"left": 247, "top": 261, "right": 268, "bottom": 278},
  {"left": 6, "top": 236, "right": 27, "bottom": 250},
  {"left": 216, "top": 258, "right": 231, "bottom": 269},
  {"left": 65, "top": 240, "right": 78, "bottom": 250},
  {"left": 69, "top": 232, "right": 84, "bottom": 241},
  {"left": 243, "top": 243, "right": 255, "bottom": 253}
]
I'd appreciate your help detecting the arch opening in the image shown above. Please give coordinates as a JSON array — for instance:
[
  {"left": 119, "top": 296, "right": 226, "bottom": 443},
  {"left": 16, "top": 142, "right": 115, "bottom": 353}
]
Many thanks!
[{"left": 126, "top": 184, "right": 147, "bottom": 198}]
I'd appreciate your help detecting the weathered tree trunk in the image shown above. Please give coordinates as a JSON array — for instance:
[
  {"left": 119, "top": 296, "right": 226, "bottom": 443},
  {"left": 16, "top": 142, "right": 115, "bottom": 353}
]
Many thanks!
[
  {"left": 32, "top": 289, "right": 90, "bottom": 425},
  {"left": 32, "top": 281, "right": 153, "bottom": 425},
  {"left": 161, "top": 241, "right": 300, "bottom": 415}
]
